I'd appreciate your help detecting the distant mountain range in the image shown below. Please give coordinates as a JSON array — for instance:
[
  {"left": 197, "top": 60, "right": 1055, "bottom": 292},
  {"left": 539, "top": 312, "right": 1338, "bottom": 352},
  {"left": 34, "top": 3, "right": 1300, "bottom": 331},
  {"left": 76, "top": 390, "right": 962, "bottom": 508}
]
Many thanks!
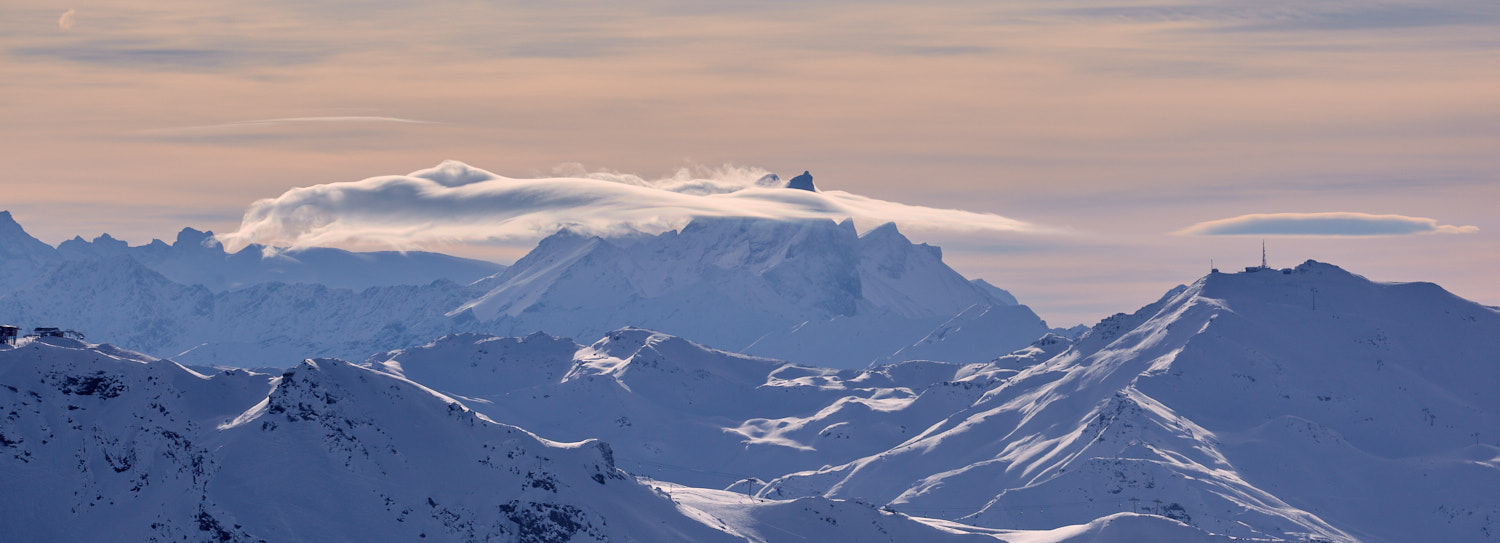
[
  {"left": 0, "top": 210, "right": 505, "bottom": 293},
  {"left": 0, "top": 211, "right": 1059, "bottom": 368}
]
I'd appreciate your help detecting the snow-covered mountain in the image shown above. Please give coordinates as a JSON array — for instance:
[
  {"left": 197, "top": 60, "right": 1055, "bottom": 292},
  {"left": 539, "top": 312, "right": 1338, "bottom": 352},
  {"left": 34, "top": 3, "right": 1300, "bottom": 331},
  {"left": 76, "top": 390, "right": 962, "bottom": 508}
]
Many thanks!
[
  {"left": 0, "top": 337, "right": 1065, "bottom": 542},
  {"left": 454, "top": 217, "right": 1052, "bottom": 367},
  {"left": 757, "top": 261, "right": 1500, "bottom": 542}
]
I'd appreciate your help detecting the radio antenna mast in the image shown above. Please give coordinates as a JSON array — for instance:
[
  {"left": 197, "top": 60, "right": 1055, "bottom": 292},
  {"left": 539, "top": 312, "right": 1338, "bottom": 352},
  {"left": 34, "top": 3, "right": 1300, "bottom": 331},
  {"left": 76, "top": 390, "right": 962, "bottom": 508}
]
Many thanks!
[{"left": 1261, "top": 240, "right": 1267, "bottom": 269}]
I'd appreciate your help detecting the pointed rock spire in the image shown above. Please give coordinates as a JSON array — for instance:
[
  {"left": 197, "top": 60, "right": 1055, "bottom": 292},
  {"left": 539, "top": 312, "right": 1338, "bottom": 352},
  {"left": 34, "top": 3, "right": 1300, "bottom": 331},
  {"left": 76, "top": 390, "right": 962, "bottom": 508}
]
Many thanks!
[{"left": 786, "top": 171, "right": 816, "bottom": 191}]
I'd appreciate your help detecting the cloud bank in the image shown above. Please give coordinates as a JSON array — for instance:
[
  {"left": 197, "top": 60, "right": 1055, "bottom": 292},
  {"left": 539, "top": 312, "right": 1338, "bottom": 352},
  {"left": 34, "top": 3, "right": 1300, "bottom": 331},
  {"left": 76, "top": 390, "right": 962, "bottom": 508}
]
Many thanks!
[
  {"left": 219, "top": 161, "right": 1041, "bottom": 251},
  {"left": 1176, "top": 212, "right": 1479, "bottom": 237}
]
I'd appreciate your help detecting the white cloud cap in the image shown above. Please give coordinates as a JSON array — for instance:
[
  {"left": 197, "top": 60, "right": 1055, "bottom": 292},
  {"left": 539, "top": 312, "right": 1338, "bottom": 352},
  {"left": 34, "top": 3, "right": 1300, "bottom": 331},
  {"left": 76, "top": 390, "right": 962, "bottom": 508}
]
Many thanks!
[
  {"left": 1175, "top": 212, "right": 1479, "bottom": 237},
  {"left": 219, "top": 160, "right": 1041, "bottom": 251}
]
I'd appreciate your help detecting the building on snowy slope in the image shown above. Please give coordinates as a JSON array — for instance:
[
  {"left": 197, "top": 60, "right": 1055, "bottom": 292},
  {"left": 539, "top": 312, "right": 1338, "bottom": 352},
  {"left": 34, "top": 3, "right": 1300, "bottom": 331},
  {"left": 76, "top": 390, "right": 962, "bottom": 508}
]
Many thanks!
[
  {"left": 28, "top": 327, "right": 84, "bottom": 340},
  {"left": 0, "top": 325, "right": 16, "bottom": 345},
  {"left": 1243, "top": 240, "right": 1273, "bottom": 272}
]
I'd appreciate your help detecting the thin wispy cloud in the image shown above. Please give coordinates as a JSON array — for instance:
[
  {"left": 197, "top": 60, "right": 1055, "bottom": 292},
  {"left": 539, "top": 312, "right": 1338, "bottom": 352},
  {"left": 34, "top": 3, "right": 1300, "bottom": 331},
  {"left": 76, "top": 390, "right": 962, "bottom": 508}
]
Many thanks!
[
  {"left": 11, "top": 35, "right": 327, "bottom": 72},
  {"left": 1175, "top": 212, "right": 1479, "bottom": 237},
  {"left": 128, "top": 116, "right": 437, "bottom": 146},
  {"left": 137, "top": 116, "right": 434, "bottom": 135},
  {"left": 218, "top": 161, "right": 1043, "bottom": 251}
]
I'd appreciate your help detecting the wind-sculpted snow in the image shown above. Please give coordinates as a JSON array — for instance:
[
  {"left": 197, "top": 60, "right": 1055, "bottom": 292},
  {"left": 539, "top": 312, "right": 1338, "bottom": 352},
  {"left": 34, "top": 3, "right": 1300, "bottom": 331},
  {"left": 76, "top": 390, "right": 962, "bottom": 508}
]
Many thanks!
[
  {"left": 760, "top": 261, "right": 1500, "bottom": 542},
  {"left": 0, "top": 338, "right": 1015, "bottom": 541}
]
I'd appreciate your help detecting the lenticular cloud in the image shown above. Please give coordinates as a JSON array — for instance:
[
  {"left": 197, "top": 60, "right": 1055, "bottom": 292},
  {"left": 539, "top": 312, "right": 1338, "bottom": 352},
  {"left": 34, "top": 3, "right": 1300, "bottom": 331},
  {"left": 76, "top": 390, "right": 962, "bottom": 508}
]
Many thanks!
[
  {"left": 219, "top": 160, "right": 1038, "bottom": 251},
  {"left": 1175, "top": 212, "right": 1479, "bottom": 237}
]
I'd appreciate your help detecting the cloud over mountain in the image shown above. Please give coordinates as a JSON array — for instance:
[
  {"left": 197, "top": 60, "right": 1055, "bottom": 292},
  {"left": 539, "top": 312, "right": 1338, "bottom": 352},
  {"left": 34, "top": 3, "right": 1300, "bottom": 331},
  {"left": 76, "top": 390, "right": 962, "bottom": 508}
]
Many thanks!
[
  {"left": 1175, "top": 212, "right": 1478, "bottom": 237},
  {"left": 218, "top": 161, "right": 1041, "bottom": 251}
]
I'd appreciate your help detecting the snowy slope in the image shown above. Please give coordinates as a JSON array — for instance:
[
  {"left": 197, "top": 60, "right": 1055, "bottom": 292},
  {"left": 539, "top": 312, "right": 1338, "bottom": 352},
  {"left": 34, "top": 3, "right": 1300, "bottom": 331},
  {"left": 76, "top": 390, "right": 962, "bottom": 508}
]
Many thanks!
[
  {"left": 0, "top": 337, "right": 1015, "bottom": 542},
  {"left": 454, "top": 217, "right": 1050, "bottom": 367},
  {"left": 882, "top": 303, "right": 1058, "bottom": 365},
  {"left": 761, "top": 261, "right": 1500, "bottom": 542}
]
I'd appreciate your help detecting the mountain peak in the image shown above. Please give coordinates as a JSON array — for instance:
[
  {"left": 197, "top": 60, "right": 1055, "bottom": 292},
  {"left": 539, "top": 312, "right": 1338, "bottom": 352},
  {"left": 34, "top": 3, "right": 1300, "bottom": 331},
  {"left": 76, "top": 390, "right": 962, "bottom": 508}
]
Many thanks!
[
  {"left": 1199, "top": 259, "right": 1368, "bottom": 297},
  {"left": 0, "top": 210, "right": 63, "bottom": 269},
  {"left": 0, "top": 210, "right": 32, "bottom": 238},
  {"left": 173, "top": 227, "right": 222, "bottom": 250},
  {"left": 90, "top": 233, "right": 128, "bottom": 249},
  {"left": 786, "top": 170, "right": 816, "bottom": 191},
  {"left": 862, "top": 221, "right": 904, "bottom": 239}
]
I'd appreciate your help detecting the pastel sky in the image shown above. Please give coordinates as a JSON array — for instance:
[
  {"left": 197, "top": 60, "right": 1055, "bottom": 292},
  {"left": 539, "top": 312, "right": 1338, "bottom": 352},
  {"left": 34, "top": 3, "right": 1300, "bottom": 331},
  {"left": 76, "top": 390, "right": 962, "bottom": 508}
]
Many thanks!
[{"left": 3, "top": 0, "right": 1497, "bottom": 327}]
